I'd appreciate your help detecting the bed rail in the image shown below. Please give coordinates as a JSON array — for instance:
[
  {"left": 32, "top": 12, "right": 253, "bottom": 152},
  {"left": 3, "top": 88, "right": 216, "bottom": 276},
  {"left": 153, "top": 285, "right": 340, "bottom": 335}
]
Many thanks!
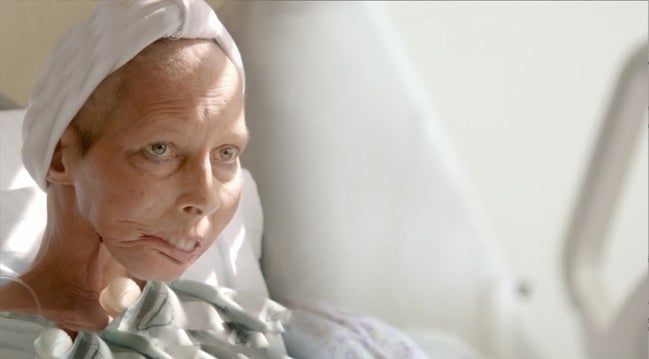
[{"left": 562, "top": 42, "right": 647, "bottom": 358}]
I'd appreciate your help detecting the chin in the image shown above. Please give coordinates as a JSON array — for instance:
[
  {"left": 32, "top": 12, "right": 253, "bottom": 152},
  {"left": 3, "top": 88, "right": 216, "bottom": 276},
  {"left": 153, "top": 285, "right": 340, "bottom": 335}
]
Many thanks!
[
  {"left": 126, "top": 263, "right": 189, "bottom": 282},
  {"left": 109, "top": 247, "right": 198, "bottom": 282}
]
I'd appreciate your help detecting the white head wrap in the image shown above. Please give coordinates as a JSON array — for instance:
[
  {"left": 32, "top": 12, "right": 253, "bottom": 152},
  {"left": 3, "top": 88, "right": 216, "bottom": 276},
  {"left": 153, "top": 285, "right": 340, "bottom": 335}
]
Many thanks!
[{"left": 21, "top": 0, "right": 244, "bottom": 191}]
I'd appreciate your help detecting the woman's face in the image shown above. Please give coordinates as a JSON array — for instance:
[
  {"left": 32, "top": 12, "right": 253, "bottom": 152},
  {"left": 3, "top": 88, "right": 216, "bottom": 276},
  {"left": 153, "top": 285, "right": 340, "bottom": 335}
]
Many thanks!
[{"left": 69, "top": 41, "right": 247, "bottom": 281}]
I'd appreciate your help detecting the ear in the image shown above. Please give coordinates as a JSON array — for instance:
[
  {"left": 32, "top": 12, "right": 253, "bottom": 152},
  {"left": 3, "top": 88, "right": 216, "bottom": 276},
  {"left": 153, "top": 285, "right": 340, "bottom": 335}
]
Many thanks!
[{"left": 46, "top": 126, "right": 78, "bottom": 186}]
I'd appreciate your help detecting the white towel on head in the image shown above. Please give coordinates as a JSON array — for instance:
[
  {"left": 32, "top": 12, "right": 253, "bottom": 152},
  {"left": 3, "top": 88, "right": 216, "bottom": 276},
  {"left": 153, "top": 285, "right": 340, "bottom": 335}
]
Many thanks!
[{"left": 21, "top": 0, "right": 245, "bottom": 191}]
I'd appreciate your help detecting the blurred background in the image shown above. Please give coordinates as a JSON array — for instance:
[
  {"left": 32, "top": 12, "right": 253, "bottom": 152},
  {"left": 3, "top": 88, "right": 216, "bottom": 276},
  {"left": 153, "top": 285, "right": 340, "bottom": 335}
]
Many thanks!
[
  {"left": 383, "top": 3, "right": 647, "bottom": 359},
  {"left": 0, "top": 2, "right": 646, "bottom": 359}
]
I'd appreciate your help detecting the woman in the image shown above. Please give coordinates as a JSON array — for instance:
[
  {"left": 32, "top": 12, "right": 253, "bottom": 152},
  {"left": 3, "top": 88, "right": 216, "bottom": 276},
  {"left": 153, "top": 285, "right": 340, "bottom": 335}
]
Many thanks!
[{"left": 0, "top": 1, "right": 291, "bottom": 357}]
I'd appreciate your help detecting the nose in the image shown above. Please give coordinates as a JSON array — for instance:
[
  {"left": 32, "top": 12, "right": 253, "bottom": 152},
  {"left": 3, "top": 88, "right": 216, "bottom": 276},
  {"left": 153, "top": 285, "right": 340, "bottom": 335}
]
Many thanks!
[{"left": 177, "top": 157, "right": 220, "bottom": 216}]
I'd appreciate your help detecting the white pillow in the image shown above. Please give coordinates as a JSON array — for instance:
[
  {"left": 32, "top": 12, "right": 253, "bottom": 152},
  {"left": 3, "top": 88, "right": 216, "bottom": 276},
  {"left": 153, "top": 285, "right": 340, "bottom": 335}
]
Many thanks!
[
  {"left": 218, "top": 3, "right": 531, "bottom": 357},
  {"left": 0, "top": 108, "right": 268, "bottom": 297}
]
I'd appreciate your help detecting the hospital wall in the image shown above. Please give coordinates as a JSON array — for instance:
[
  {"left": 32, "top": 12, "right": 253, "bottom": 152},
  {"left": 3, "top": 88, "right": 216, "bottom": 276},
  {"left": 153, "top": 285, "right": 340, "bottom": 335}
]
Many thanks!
[
  {"left": 0, "top": 2, "right": 647, "bottom": 359},
  {"left": 384, "top": 2, "right": 647, "bottom": 359}
]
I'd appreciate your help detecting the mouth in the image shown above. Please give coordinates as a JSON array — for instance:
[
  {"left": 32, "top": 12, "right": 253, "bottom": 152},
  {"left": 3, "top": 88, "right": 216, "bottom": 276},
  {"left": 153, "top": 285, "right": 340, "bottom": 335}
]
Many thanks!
[
  {"left": 161, "top": 237, "right": 196, "bottom": 251},
  {"left": 137, "top": 234, "right": 203, "bottom": 263}
]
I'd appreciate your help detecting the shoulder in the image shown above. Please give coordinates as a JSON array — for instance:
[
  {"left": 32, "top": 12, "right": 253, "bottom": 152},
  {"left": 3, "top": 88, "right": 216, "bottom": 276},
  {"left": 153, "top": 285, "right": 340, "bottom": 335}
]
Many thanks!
[{"left": 0, "top": 282, "right": 39, "bottom": 313}]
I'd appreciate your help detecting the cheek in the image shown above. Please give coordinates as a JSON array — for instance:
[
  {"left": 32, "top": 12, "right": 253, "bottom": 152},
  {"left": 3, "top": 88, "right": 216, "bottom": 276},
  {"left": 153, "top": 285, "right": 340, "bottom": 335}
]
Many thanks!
[
  {"left": 74, "top": 154, "right": 242, "bottom": 238},
  {"left": 74, "top": 160, "right": 167, "bottom": 229},
  {"left": 207, "top": 177, "right": 243, "bottom": 236}
]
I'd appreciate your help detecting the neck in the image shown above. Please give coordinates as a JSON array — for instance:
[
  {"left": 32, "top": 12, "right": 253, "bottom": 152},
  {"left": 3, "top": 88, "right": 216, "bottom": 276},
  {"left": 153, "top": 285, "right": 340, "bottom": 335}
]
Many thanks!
[{"left": 2, "top": 184, "right": 133, "bottom": 332}]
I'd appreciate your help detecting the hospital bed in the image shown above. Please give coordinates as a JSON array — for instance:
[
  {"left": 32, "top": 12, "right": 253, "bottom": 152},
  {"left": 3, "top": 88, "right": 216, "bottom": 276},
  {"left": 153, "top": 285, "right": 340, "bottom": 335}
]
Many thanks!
[{"left": 0, "top": 1, "right": 645, "bottom": 358}]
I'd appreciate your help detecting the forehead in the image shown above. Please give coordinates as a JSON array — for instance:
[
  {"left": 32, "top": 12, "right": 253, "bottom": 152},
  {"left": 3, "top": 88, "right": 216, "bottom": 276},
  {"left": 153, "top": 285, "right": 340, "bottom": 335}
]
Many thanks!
[
  {"left": 117, "top": 40, "right": 241, "bottom": 118},
  {"left": 123, "top": 39, "right": 238, "bottom": 100},
  {"left": 88, "top": 39, "right": 245, "bottom": 140}
]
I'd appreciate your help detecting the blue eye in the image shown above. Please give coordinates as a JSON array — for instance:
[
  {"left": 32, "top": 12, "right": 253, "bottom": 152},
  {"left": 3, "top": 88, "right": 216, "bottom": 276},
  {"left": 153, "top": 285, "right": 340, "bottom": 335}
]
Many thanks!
[{"left": 145, "top": 143, "right": 170, "bottom": 157}]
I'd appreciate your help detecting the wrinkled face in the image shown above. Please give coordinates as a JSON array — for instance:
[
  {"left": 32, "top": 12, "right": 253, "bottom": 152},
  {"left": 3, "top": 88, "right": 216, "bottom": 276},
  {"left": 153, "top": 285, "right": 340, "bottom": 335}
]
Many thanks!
[{"left": 69, "top": 41, "right": 247, "bottom": 281}]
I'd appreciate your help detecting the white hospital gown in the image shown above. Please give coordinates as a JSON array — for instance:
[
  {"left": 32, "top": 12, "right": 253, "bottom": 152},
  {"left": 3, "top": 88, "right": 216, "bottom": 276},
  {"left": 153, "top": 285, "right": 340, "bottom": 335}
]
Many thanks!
[
  {"left": 0, "top": 279, "right": 474, "bottom": 358},
  {"left": 0, "top": 280, "right": 290, "bottom": 358}
]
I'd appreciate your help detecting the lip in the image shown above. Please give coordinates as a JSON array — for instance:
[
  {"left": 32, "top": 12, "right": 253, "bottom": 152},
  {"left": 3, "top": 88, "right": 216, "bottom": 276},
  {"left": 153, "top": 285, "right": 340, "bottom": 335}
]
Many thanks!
[{"left": 137, "top": 234, "right": 203, "bottom": 264}]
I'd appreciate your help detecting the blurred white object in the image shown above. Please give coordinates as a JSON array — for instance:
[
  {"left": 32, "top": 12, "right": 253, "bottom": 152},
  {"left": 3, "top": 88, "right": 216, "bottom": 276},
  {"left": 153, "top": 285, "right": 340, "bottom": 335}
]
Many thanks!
[
  {"left": 219, "top": 2, "right": 541, "bottom": 358},
  {"left": 33, "top": 328, "right": 73, "bottom": 359},
  {"left": 562, "top": 43, "right": 648, "bottom": 359},
  {"left": 99, "top": 277, "right": 142, "bottom": 318}
]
